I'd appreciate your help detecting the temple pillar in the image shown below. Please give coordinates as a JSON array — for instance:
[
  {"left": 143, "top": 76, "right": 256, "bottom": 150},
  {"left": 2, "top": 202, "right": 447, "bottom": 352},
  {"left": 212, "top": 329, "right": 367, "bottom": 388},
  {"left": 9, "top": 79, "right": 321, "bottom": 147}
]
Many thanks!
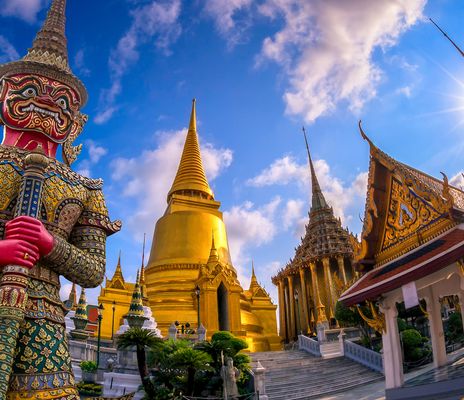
[
  {"left": 278, "top": 280, "right": 287, "bottom": 340},
  {"left": 425, "top": 286, "right": 447, "bottom": 368},
  {"left": 287, "top": 275, "right": 296, "bottom": 340},
  {"left": 309, "top": 262, "right": 327, "bottom": 325},
  {"left": 299, "top": 268, "right": 309, "bottom": 333},
  {"left": 322, "top": 257, "right": 336, "bottom": 319},
  {"left": 337, "top": 256, "right": 347, "bottom": 285},
  {"left": 379, "top": 298, "right": 403, "bottom": 390}
]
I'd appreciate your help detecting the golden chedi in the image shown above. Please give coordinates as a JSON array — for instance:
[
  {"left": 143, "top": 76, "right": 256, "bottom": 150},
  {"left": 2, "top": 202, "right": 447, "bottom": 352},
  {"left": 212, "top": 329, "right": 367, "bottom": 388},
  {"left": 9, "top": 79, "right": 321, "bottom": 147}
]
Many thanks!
[{"left": 144, "top": 100, "right": 281, "bottom": 351}]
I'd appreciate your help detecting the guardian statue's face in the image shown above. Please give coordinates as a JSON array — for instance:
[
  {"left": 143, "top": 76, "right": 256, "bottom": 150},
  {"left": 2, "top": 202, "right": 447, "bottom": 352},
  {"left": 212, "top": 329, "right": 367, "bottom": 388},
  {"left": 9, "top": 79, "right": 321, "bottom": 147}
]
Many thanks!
[{"left": 0, "top": 74, "right": 81, "bottom": 143}]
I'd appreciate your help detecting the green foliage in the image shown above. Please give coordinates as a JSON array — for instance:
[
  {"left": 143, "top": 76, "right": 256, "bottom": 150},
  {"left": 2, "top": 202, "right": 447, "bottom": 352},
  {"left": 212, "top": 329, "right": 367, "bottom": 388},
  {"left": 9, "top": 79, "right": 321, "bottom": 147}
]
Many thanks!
[
  {"left": 397, "top": 318, "right": 414, "bottom": 332},
  {"left": 77, "top": 382, "right": 102, "bottom": 396},
  {"left": 334, "top": 302, "right": 373, "bottom": 349},
  {"left": 445, "top": 312, "right": 464, "bottom": 343},
  {"left": 117, "top": 327, "right": 163, "bottom": 351},
  {"left": 401, "top": 328, "right": 431, "bottom": 363},
  {"left": 144, "top": 331, "right": 251, "bottom": 399},
  {"left": 80, "top": 361, "right": 97, "bottom": 372}
]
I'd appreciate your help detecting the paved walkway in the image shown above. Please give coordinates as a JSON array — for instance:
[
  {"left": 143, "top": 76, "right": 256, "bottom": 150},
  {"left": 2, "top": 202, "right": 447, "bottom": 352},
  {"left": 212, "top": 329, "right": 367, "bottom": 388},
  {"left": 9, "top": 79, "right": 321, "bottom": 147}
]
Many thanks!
[{"left": 317, "top": 348, "right": 464, "bottom": 400}]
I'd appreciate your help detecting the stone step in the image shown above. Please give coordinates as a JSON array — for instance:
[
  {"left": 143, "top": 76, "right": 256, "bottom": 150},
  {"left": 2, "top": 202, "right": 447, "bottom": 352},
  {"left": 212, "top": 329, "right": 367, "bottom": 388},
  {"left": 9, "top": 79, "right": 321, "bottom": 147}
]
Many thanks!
[{"left": 251, "top": 350, "right": 384, "bottom": 400}]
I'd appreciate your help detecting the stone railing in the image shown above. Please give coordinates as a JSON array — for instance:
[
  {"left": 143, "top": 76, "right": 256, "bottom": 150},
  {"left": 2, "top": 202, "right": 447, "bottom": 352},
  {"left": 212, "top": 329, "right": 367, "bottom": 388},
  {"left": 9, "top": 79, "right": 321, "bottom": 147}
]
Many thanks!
[
  {"left": 298, "top": 335, "right": 321, "bottom": 357},
  {"left": 343, "top": 339, "right": 384, "bottom": 374}
]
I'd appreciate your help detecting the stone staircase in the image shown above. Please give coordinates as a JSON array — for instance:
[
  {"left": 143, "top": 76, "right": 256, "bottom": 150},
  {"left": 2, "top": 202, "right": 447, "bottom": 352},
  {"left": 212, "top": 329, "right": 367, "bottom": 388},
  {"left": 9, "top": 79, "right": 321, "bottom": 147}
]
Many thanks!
[{"left": 250, "top": 350, "right": 383, "bottom": 400}]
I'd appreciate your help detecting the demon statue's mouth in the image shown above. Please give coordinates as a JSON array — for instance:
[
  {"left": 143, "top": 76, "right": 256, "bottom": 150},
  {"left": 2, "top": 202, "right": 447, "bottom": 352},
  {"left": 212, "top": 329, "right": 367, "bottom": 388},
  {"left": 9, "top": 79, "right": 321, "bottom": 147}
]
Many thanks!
[{"left": 0, "top": 74, "right": 81, "bottom": 144}]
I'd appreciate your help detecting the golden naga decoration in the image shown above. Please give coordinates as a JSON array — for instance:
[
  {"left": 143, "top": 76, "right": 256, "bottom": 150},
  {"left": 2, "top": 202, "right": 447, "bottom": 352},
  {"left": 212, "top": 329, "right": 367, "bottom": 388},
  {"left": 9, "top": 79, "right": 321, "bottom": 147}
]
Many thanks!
[
  {"left": 62, "top": 112, "right": 88, "bottom": 166},
  {"left": 356, "top": 301, "right": 386, "bottom": 334},
  {"left": 457, "top": 259, "right": 464, "bottom": 276},
  {"left": 418, "top": 301, "right": 429, "bottom": 318}
]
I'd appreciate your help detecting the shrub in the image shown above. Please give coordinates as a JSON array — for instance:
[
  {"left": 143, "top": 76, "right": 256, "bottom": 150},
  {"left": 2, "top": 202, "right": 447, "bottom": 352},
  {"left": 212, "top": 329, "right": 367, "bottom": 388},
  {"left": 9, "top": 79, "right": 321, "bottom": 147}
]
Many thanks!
[{"left": 80, "top": 361, "right": 97, "bottom": 372}]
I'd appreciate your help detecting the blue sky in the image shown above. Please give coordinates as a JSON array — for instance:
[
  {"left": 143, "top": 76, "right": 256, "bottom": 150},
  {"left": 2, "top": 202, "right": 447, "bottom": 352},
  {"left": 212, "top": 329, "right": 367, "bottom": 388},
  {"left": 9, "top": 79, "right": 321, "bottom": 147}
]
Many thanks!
[{"left": 1, "top": 0, "right": 464, "bottom": 306}]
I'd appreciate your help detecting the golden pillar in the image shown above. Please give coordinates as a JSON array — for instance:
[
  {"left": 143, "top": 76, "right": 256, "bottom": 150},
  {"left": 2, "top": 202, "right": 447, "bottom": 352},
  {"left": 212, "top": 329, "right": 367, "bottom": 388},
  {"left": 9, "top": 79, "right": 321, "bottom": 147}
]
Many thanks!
[
  {"left": 309, "top": 262, "right": 327, "bottom": 324},
  {"left": 322, "top": 257, "right": 336, "bottom": 319},
  {"left": 287, "top": 275, "right": 296, "bottom": 339},
  {"left": 298, "top": 268, "right": 309, "bottom": 333},
  {"left": 337, "top": 255, "right": 347, "bottom": 284},
  {"left": 278, "top": 279, "right": 287, "bottom": 340}
]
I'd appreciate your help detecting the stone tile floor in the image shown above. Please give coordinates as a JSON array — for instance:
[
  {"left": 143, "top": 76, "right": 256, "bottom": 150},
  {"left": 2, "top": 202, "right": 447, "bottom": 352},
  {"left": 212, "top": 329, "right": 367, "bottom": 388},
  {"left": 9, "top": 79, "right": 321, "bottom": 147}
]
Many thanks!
[{"left": 317, "top": 348, "right": 464, "bottom": 400}]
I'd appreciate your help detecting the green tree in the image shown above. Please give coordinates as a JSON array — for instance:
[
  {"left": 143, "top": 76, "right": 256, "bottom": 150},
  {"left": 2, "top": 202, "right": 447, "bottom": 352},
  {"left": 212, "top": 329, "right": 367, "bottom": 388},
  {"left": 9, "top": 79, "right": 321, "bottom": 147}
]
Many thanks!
[
  {"left": 168, "top": 347, "right": 213, "bottom": 395},
  {"left": 334, "top": 301, "right": 373, "bottom": 348},
  {"left": 117, "top": 328, "right": 163, "bottom": 395}
]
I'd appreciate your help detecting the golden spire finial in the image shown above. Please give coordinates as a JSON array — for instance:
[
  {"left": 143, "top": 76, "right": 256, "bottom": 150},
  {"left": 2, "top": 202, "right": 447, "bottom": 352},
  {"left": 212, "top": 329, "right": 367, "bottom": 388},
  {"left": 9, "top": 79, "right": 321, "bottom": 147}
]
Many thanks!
[
  {"left": 167, "top": 99, "right": 214, "bottom": 202},
  {"left": 249, "top": 261, "right": 261, "bottom": 291},
  {"left": 208, "top": 231, "right": 219, "bottom": 264},
  {"left": 112, "top": 251, "right": 125, "bottom": 282}
]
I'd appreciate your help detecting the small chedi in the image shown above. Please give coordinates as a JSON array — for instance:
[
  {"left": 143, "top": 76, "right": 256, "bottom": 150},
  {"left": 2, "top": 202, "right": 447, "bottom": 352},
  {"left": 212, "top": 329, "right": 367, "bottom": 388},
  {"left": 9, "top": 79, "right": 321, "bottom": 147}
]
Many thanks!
[
  {"left": 0, "top": 0, "right": 120, "bottom": 398},
  {"left": 272, "top": 131, "right": 359, "bottom": 342}
]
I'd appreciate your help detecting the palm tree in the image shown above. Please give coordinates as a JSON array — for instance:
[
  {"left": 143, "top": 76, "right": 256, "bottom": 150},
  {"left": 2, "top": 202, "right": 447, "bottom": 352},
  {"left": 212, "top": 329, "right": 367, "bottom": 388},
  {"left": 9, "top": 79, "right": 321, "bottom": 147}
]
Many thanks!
[
  {"left": 117, "top": 328, "right": 163, "bottom": 394},
  {"left": 169, "top": 347, "right": 213, "bottom": 395}
]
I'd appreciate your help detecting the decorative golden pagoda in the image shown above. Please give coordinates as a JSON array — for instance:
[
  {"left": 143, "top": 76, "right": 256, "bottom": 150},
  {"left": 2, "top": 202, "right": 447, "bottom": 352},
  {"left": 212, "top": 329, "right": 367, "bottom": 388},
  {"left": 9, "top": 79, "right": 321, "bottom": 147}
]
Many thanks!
[
  {"left": 144, "top": 100, "right": 281, "bottom": 351},
  {"left": 272, "top": 129, "right": 359, "bottom": 341},
  {"left": 98, "top": 253, "right": 136, "bottom": 339}
]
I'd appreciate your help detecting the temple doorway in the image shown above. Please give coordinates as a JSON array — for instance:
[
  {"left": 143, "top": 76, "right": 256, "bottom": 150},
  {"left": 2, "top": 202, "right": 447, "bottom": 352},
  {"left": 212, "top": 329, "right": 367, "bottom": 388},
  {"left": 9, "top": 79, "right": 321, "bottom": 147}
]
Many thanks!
[{"left": 217, "top": 282, "right": 230, "bottom": 331}]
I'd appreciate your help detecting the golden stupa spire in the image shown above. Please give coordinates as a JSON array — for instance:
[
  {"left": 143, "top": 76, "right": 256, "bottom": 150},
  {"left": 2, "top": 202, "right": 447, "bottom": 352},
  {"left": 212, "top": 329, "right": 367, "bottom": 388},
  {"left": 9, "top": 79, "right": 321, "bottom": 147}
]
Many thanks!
[
  {"left": 112, "top": 251, "right": 125, "bottom": 283},
  {"left": 167, "top": 99, "right": 214, "bottom": 201},
  {"left": 207, "top": 231, "right": 219, "bottom": 264},
  {"left": 249, "top": 261, "right": 260, "bottom": 290}
]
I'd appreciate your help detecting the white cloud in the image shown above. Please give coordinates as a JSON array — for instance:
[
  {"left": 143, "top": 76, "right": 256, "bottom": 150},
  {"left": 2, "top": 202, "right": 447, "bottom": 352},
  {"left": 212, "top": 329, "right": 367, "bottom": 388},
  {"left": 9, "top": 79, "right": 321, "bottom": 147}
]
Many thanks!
[
  {"left": 0, "top": 36, "right": 19, "bottom": 63},
  {"left": 0, "top": 0, "right": 47, "bottom": 23},
  {"left": 95, "top": 0, "right": 182, "bottom": 124},
  {"left": 396, "top": 86, "right": 412, "bottom": 97},
  {"left": 87, "top": 140, "right": 108, "bottom": 164},
  {"left": 203, "top": 0, "right": 253, "bottom": 46},
  {"left": 282, "top": 199, "right": 305, "bottom": 234},
  {"left": 75, "top": 140, "right": 108, "bottom": 177},
  {"left": 110, "top": 128, "right": 233, "bottom": 240},
  {"left": 257, "top": 0, "right": 426, "bottom": 122},
  {"left": 450, "top": 171, "right": 464, "bottom": 190},
  {"left": 224, "top": 197, "right": 281, "bottom": 281},
  {"left": 247, "top": 155, "right": 307, "bottom": 187},
  {"left": 73, "top": 49, "right": 91, "bottom": 77}
]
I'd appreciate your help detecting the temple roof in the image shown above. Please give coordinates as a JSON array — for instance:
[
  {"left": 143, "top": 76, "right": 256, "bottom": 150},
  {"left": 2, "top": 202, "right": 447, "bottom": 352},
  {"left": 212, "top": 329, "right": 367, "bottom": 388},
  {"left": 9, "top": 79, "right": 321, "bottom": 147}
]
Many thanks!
[
  {"left": 272, "top": 132, "right": 355, "bottom": 282},
  {"left": 107, "top": 252, "right": 127, "bottom": 290},
  {"left": 167, "top": 100, "right": 214, "bottom": 201},
  {"left": 340, "top": 226, "right": 464, "bottom": 306},
  {"left": 356, "top": 122, "right": 464, "bottom": 267}
]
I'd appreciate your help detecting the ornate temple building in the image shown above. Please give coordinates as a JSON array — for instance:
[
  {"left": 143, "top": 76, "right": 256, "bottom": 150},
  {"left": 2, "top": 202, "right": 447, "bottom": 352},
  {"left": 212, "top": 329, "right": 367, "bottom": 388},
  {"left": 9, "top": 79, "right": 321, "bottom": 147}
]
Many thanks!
[
  {"left": 272, "top": 134, "right": 359, "bottom": 342},
  {"left": 339, "top": 124, "right": 464, "bottom": 395},
  {"left": 97, "top": 101, "right": 280, "bottom": 351}
]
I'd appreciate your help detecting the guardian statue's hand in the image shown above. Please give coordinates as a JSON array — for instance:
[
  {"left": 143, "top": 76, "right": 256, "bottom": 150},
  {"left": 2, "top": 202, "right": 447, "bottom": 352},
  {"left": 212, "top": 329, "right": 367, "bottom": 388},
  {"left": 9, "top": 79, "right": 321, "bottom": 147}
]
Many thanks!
[
  {"left": 5, "top": 216, "right": 54, "bottom": 256},
  {"left": 0, "top": 239, "right": 39, "bottom": 268}
]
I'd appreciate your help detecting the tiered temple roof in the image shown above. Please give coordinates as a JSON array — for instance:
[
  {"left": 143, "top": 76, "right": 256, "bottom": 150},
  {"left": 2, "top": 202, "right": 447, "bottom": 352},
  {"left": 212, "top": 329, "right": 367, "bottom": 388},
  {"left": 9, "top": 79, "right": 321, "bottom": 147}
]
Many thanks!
[{"left": 272, "top": 133, "right": 356, "bottom": 282}]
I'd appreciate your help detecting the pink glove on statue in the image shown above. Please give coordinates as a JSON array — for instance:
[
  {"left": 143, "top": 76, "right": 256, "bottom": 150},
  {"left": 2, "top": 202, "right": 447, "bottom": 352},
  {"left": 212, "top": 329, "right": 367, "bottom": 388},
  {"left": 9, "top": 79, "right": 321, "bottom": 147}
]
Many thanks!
[
  {"left": 0, "top": 239, "right": 39, "bottom": 269},
  {"left": 5, "top": 216, "right": 54, "bottom": 256}
]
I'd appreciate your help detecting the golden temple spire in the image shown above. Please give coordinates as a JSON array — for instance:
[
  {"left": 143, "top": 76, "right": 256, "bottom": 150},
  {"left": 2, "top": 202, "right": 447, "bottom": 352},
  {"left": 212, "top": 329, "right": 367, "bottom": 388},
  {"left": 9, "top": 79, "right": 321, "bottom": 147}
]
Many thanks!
[
  {"left": 207, "top": 231, "right": 219, "bottom": 264},
  {"left": 167, "top": 99, "right": 214, "bottom": 201},
  {"left": 249, "top": 261, "right": 259, "bottom": 290},
  {"left": 303, "top": 127, "right": 328, "bottom": 211},
  {"left": 112, "top": 251, "right": 125, "bottom": 283}
]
